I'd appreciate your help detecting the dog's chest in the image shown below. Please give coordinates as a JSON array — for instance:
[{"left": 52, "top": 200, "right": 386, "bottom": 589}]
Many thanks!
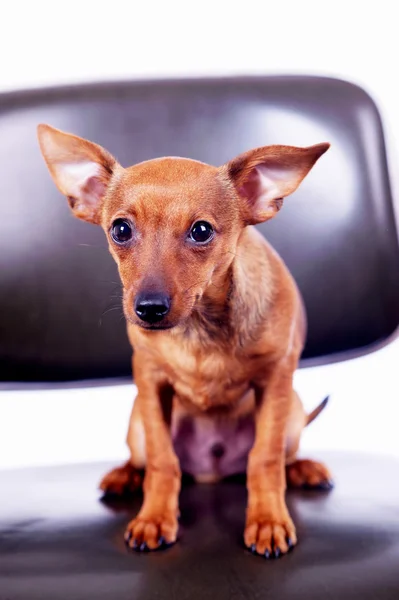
[{"left": 162, "top": 342, "right": 250, "bottom": 410}]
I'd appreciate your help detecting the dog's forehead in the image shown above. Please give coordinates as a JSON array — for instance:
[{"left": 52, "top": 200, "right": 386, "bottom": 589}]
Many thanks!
[
  {"left": 108, "top": 157, "right": 229, "bottom": 219},
  {"left": 125, "top": 156, "right": 217, "bottom": 184}
]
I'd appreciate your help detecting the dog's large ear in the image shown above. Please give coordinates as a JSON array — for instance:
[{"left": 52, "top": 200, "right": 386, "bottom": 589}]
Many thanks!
[
  {"left": 37, "top": 124, "right": 118, "bottom": 224},
  {"left": 225, "top": 143, "right": 330, "bottom": 224}
]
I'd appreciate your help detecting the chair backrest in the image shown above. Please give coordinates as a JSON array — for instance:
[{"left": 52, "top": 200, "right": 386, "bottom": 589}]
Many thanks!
[{"left": 1, "top": 76, "right": 398, "bottom": 383}]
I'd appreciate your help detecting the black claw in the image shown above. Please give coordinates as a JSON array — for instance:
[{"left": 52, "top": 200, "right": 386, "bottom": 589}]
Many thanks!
[
  {"left": 132, "top": 539, "right": 139, "bottom": 550},
  {"left": 320, "top": 479, "right": 334, "bottom": 490},
  {"left": 124, "top": 531, "right": 132, "bottom": 543},
  {"left": 250, "top": 544, "right": 257, "bottom": 554},
  {"left": 139, "top": 542, "right": 148, "bottom": 552},
  {"left": 264, "top": 549, "right": 271, "bottom": 559},
  {"left": 158, "top": 536, "right": 166, "bottom": 547},
  {"left": 303, "top": 480, "right": 334, "bottom": 491},
  {"left": 159, "top": 539, "right": 175, "bottom": 551},
  {"left": 274, "top": 547, "right": 281, "bottom": 559},
  {"left": 287, "top": 537, "right": 294, "bottom": 550}
]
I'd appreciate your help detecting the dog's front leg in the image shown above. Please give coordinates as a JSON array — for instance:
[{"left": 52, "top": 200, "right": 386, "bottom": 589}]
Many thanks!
[
  {"left": 245, "top": 358, "right": 297, "bottom": 559},
  {"left": 124, "top": 356, "right": 180, "bottom": 552}
]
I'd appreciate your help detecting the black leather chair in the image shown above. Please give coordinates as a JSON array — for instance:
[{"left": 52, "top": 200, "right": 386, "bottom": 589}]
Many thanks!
[{"left": 1, "top": 76, "right": 399, "bottom": 599}]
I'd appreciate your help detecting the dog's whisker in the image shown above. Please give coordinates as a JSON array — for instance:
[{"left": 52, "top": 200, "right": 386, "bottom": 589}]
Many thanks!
[
  {"left": 182, "top": 279, "right": 210, "bottom": 296},
  {"left": 99, "top": 305, "right": 124, "bottom": 326},
  {"left": 97, "top": 280, "right": 123, "bottom": 286},
  {"left": 77, "top": 243, "right": 109, "bottom": 250},
  {"left": 224, "top": 249, "right": 243, "bottom": 260}
]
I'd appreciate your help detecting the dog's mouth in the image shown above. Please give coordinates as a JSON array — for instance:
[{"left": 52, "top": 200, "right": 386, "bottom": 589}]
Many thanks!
[
  {"left": 125, "top": 315, "right": 177, "bottom": 331},
  {"left": 138, "top": 322, "right": 176, "bottom": 331}
]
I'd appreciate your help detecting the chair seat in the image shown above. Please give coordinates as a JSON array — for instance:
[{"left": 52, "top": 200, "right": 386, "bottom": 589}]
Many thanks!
[{"left": 1, "top": 452, "right": 398, "bottom": 599}]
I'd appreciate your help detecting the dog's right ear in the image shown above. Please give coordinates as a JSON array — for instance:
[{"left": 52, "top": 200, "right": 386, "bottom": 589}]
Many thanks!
[{"left": 37, "top": 124, "right": 118, "bottom": 224}]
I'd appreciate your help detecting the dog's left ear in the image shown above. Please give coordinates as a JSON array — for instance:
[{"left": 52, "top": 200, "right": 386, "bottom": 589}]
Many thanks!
[
  {"left": 225, "top": 143, "right": 330, "bottom": 224},
  {"left": 37, "top": 124, "right": 118, "bottom": 224}
]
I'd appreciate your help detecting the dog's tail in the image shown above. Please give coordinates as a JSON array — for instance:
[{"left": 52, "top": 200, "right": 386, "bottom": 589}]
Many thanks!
[{"left": 306, "top": 395, "right": 329, "bottom": 426}]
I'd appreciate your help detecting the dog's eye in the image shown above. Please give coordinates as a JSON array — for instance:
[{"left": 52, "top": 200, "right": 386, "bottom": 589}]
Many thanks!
[
  {"left": 189, "top": 221, "right": 214, "bottom": 244},
  {"left": 111, "top": 219, "right": 133, "bottom": 244}
]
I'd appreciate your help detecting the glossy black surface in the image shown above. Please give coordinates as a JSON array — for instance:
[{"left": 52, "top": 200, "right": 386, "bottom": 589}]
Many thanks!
[
  {"left": 1, "top": 76, "right": 399, "bottom": 382},
  {"left": 1, "top": 454, "right": 399, "bottom": 599}
]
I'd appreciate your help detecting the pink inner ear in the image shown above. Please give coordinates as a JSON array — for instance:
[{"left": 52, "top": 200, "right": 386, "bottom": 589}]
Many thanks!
[
  {"left": 238, "top": 168, "right": 260, "bottom": 203},
  {"left": 239, "top": 164, "right": 295, "bottom": 208},
  {"left": 58, "top": 161, "right": 105, "bottom": 208},
  {"left": 83, "top": 175, "right": 107, "bottom": 205}
]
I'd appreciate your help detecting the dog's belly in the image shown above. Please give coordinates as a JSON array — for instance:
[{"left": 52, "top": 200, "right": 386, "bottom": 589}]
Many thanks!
[
  {"left": 171, "top": 391, "right": 256, "bottom": 481},
  {"left": 172, "top": 412, "right": 255, "bottom": 481}
]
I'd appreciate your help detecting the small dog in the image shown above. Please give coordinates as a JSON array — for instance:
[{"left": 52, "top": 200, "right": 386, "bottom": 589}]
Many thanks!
[{"left": 38, "top": 124, "right": 331, "bottom": 559}]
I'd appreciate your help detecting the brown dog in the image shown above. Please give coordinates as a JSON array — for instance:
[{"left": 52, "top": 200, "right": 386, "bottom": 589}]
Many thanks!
[{"left": 38, "top": 124, "right": 331, "bottom": 559}]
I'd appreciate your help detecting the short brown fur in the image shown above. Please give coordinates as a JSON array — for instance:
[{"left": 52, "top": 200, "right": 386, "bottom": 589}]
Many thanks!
[{"left": 38, "top": 124, "right": 331, "bottom": 559}]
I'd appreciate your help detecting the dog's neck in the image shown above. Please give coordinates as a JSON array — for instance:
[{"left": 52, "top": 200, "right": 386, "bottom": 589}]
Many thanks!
[
  {"left": 182, "top": 228, "right": 272, "bottom": 349},
  {"left": 183, "top": 265, "right": 233, "bottom": 345}
]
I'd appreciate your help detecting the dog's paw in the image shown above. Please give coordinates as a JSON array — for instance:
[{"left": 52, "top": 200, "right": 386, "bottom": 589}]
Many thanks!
[
  {"left": 124, "top": 512, "right": 178, "bottom": 552},
  {"left": 244, "top": 516, "right": 297, "bottom": 559},
  {"left": 99, "top": 462, "right": 143, "bottom": 496},
  {"left": 286, "top": 459, "right": 333, "bottom": 490}
]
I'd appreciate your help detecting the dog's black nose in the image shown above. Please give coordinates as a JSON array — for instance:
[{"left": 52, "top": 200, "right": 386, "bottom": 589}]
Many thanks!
[{"left": 134, "top": 292, "right": 171, "bottom": 324}]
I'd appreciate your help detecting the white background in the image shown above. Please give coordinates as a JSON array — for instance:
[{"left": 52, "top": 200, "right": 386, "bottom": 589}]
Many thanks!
[{"left": 1, "top": 0, "right": 399, "bottom": 469}]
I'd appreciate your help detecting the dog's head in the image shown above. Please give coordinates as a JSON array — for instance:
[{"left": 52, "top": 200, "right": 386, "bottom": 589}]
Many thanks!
[{"left": 37, "top": 125, "right": 329, "bottom": 331}]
